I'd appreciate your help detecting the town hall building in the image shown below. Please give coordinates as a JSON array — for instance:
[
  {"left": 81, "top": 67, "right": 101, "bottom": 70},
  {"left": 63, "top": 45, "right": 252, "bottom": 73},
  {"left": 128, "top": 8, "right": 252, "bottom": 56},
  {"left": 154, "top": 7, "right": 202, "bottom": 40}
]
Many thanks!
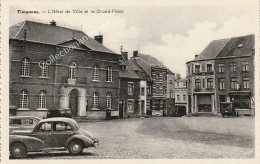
[{"left": 9, "top": 20, "right": 121, "bottom": 119}]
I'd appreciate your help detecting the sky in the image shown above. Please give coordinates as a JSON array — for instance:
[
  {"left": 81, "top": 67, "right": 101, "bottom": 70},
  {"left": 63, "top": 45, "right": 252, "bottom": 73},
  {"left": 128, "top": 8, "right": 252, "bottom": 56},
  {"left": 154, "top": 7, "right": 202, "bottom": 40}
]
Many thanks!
[{"left": 10, "top": 5, "right": 256, "bottom": 77}]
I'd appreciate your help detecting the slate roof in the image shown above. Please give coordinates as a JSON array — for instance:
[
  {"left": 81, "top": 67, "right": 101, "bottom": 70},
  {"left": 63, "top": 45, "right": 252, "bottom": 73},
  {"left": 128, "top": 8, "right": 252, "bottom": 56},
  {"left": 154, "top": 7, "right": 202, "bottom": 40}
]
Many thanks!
[
  {"left": 189, "top": 38, "right": 230, "bottom": 62},
  {"left": 119, "top": 57, "right": 141, "bottom": 79},
  {"left": 131, "top": 53, "right": 168, "bottom": 76},
  {"left": 9, "top": 20, "right": 116, "bottom": 54},
  {"left": 188, "top": 34, "right": 254, "bottom": 63},
  {"left": 216, "top": 34, "right": 254, "bottom": 58}
]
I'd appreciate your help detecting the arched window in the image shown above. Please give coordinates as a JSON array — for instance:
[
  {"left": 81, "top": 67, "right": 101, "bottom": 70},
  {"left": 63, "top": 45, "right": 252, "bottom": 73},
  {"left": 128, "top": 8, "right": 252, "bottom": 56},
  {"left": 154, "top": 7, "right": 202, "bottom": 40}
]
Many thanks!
[
  {"left": 68, "top": 62, "right": 77, "bottom": 79},
  {"left": 106, "top": 93, "right": 112, "bottom": 109},
  {"left": 92, "top": 92, "right": 99, "bottom": 109},
  {"left": 20, "top": 90, "right": 28, "bottom": 108},
  {"left": 92, "top": 65, "right": 99, "bottom": 81},
  {"left": 21, "top": 58, "right": 30, "bottom": 76},
  {"left": 38, "top": 90, "right": 47, "bottom": 109},
  {"left": 39, "top": 60, "right": 48, "bottom": 77},
  {"left": 106, "top": 67, "right": 112, "bottom": 82}
]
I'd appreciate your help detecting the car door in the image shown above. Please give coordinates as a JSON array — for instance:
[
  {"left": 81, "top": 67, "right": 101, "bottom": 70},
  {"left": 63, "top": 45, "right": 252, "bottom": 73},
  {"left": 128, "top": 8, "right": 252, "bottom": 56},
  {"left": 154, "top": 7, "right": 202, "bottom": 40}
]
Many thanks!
[
  {"left": 51, "top": 121, "right": 73, "bottom": 148},
  {"left": 31, "top": 122, "right": 53, "bottom": 149}
]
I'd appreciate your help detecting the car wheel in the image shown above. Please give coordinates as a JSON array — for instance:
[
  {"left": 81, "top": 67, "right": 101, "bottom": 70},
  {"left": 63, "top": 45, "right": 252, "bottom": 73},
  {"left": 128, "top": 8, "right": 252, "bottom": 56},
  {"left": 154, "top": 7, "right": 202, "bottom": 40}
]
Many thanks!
[
  {"left": 10, "top": 143, "right": 27, "bottom": 159},
  {"left": 68, "top": 140, "right": 84, "bottom": 155}
]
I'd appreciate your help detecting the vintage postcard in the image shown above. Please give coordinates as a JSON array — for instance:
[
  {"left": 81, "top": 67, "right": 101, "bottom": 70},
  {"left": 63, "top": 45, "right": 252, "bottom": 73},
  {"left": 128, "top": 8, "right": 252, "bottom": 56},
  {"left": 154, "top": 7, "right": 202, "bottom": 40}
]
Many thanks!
[{"left": 0, "top": 0, "right": 259, "bottom": 163}]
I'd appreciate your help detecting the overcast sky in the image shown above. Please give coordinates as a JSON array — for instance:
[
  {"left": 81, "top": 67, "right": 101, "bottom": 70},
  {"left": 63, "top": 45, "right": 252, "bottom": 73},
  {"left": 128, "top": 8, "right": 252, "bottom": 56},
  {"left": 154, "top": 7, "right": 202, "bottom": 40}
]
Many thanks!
[{"left": 10, "top": 5, "right": 256, "bottom": 77}]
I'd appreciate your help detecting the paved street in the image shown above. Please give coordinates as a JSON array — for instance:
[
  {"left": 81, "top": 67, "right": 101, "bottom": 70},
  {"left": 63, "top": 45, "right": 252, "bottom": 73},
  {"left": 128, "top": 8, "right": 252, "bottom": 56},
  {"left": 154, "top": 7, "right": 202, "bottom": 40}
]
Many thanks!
[{"left": 24, "top": 117, "right": 254, "bottom": 159}]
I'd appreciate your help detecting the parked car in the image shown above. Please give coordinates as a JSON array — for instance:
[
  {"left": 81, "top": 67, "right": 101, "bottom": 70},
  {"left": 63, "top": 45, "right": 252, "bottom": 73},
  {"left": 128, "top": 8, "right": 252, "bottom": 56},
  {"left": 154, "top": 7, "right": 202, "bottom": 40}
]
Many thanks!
[
  {"left": 9, "top": 117, "right": 99, "bottom": 158},
  {"left": 221, "top": 102, "right": 238, "bottom": 117},
  {"left": 9, "top": 116, "right": 41, "bottom": 132},
  {"left": 47, "top": 108, "right": 72, "bottom": 118}
]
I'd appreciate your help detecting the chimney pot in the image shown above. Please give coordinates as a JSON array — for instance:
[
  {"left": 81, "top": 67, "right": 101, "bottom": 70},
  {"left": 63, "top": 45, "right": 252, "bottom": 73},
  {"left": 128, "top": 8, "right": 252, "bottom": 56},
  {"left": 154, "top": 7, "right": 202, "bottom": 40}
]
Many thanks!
[
  {"left": 133, "top": 50, "right": 138, "bottom": 57},
  {"left": 50, "top": 20, "right": 57, "bottom": 26},
  {"left": 94, "top": 35, "right": 103, "bottom": 44},
  {"left": 195, "top": 54, "right": 198, "bottom": 58}
]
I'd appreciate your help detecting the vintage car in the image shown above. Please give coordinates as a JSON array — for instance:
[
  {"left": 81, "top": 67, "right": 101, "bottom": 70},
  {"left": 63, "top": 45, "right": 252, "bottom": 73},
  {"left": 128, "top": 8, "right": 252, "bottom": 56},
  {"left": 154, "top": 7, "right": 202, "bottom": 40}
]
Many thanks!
[
  {"left": 47, "top": 108, "right": 72, "bottom": 118},
  {"left": 221, "top": 102, "right": 238, "bottom": 117},
  {"left": 9, "top": 116, "right": 41, "bottom": 132},
  {"left": 9, "top": 117, "right": 99, "bottom": 159}
]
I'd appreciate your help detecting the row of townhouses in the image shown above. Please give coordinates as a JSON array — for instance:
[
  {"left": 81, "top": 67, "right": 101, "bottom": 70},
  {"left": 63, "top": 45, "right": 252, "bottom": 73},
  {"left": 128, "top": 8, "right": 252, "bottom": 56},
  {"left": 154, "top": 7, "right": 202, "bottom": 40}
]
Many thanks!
[
  {"left": 9, "top": 20, "right": 176, "bottom": 119},
  {"left": 185, "top": 34, "right": 255, "bottom": 116}
]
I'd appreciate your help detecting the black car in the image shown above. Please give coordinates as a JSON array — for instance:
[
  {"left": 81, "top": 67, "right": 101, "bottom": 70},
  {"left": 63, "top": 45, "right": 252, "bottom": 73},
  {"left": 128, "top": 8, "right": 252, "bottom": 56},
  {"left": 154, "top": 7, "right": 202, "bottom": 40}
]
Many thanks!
[{"left": 47, "top": 108, "right": 72, "bottom": 118}]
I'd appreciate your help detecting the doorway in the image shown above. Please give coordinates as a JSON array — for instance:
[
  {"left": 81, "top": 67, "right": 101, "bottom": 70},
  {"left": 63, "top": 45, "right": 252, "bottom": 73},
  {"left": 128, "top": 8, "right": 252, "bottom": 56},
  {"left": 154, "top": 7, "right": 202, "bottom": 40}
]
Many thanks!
[
  {"left": 69, "top": 89, "right": 79, "bottom": 116},
  {"left": 119, "top": 100, "right": 124, "bottom": 118}
]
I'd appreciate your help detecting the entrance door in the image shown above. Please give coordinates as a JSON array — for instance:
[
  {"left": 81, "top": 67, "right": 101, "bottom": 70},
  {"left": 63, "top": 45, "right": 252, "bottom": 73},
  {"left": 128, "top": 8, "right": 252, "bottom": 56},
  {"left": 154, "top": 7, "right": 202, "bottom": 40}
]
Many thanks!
[
  {"left": 69, "top": 89, "right": 78, "bottom": 116},
  {"left": 119, "top": 100, "right": 124, "bottom": 118},
  {"left": 219, "top": 95, "right": 226, "bottom": 112}
]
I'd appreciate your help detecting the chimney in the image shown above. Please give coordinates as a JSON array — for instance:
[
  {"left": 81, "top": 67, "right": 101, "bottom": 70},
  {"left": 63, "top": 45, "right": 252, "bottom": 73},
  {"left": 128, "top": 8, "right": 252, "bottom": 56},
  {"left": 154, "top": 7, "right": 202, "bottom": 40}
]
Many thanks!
[
  {"left": 121, "top": 52, "right": 128, "bottom": 61},
  {"left": 133, "top": 50, "right": 138, "bottom": 57},
  {"left": 195, "top": 54, "right": 198, "bottom": 58},
  {"left": 94, "top": 35, "right": 103, "bottom": 44},
  {"left": 50, "top": 20, "right": 57, "bottom": 26}
]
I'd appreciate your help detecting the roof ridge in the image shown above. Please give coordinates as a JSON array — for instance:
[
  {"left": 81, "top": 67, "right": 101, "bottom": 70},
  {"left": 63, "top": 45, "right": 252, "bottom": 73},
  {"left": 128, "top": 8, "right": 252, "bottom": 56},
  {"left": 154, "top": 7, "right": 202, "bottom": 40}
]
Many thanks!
[{"left": 23, "top": 20, "right": 84, "bottom": 32}]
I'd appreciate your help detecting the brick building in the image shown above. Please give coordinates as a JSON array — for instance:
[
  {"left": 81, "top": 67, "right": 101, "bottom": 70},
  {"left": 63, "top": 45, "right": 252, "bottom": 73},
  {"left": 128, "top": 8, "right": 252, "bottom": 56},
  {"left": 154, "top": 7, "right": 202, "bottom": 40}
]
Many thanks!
[
  {"left": 186, "top": 34, "right": 255, "bottom": 116},
  {"left": 9, "top": 20, "right": 121, "bottom": 119},
  {"left": 131, "top": 52, "right": 175, "bottom": 116}
]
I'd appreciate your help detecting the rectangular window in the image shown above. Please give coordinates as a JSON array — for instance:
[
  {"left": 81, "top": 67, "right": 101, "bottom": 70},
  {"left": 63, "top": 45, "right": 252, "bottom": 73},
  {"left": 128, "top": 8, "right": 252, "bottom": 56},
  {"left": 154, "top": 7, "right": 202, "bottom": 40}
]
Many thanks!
[
  {"left": 92, "top": 93, "right": 99, "bottom": 109},
  {"left": 177, "top": 82, "right": 179, "bottom": 87},
  {"left": 195, "top": 65, "right": 200, "bottom": 73},
  {"left": 106, "top": 67, "right": 113, "bottom": 82},
  {"left": 183, "top": 82, "right": 186, "bottom": 87},
  {"left": 163, "top": 86, "right": 167, "bottom": 95},
  {"left": 177, "top": 95, "right": 180, "bottom": 101},
  {"left": 195, "top": 79, "right": 201, "bottom": 89},
  {"left": 207, "top": 78, "right": 213, "bottom": 89},
  {"left": 219, "top": 79, "right": 225, "bottom": 90},
  {"left": 147, "top": 85, "right": 151, "bottom": 94},
  {"left": 218, "top": 64, "right": 225, "bottom": 73},
  {"left": 243, "top": 77, "right": 249, "bottom": 89},
  {"left": 40, "top": 61, "right": 48, "bottom": 77},
  {"left": 92, "top": 65, "right": 99, "bottom": 81},
  {"left": 207, "top": 64, "right": 212, "bottom": 72},
  {"left": 183, "top": 95, "right": 186, "bottom": 102},
  {"left": 231, "top": 78, "right": 237, "bottom": 89},
  {"left": 141, "top": 87, "right": 145, "bottom": 96},
  {"left": 156, "top": 86, "right": 160, "bottom": 94},
  {"left": 127, "top": 100, "right": 134, "bottom": 113},
  {"left": 170, "top": 91, "right": 173, "bottom": 98},
  {"left": 242, "top": 62, "right": 249, "bottom": 72},
  {"left": 188, "top": 66, "right": 191, "bottom": 74},
  {"left": 128, "top": 83, "right": 134, "bottom": 95},
  {"left": 230, "top": 63, "right": 236, "bottom": 73}
]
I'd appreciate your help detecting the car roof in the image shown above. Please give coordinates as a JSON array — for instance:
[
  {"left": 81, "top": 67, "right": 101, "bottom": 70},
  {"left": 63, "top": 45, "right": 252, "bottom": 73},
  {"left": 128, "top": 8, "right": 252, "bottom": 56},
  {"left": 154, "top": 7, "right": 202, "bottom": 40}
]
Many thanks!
[
  {"left": 9, "top": 116, "right": 42, "bottom": 120},
  {"left": 38, "top": 117, "right": 79, "bottom": 129}
]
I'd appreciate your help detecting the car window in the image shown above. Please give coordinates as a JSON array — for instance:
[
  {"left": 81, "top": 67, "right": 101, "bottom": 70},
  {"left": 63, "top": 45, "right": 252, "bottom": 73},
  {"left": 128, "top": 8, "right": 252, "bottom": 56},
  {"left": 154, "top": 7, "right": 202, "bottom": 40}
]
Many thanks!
[
  {"left": 24, "top": 119, "right": 34, "bottom": 126},
  {"left": 53, "top": 122, "right": 72, "bottom": 131},
  {"left": 12, "top": 119, "right": 22, "bottom": 126},
  {"left": 37, "top": 122, "right": 52, "bottom": 132}
]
